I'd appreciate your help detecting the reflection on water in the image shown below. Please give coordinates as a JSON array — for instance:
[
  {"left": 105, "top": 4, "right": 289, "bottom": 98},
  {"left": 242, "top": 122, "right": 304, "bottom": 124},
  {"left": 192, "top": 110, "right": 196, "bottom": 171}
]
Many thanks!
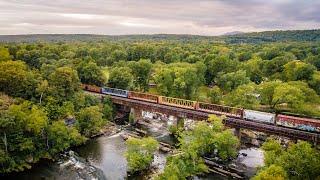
[
  {"left": 75, "top": 133, "right": 128, "bottom": 180},
  {"left": 238, "top": 148, "right": 264, "bottom": 168},
  {"left": 236, "top": 147, "right": 264, "bottom": 177}
]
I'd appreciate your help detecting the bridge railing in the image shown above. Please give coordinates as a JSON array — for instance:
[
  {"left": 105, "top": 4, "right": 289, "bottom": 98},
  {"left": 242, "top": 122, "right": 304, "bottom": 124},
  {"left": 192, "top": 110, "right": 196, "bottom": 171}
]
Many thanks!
[
  {"left": 159, "top": 96, "right": 197, "bottom": 109},
  {"left": 198, "top": 102, "right": 243, "bottom": 118},
  {"left": 128, "top": 91, "right": 158, "bottom": 103}
]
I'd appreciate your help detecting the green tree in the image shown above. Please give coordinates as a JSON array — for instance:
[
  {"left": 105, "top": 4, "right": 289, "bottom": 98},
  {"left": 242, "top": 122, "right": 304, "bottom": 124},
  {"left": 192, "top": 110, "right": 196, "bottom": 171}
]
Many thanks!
[
  {"left": 48, "top": 67, "right": 80, "bottom": 101},
  {"left": 76, "top": 106, "right": 106, "bottom": 137},
  {"left": 108, "top": 67, "right": 134, "bottom": 89},
  {"left": 262, "top": 53, "right": 294, "bottom": 77},
  {"left": 159, "top": 115, "right": 239, "bottom": 179},
  {"left": 205, "top": 55, "right": 238, "bottom": 84},
  {"left": 304, "top": 54, "right": 320, "bottom": 70},
  {"left": 272, "top": 83, "right": 305, "bottom": 109},
  {"left": 102, "top": 97, "right": 114, "bottom": 120},
  {"left": 283, "top": 60, "right": 316, "bottom": 81},
  {"left": 224, "top": 83, "right": 260, "bottom": 109},
  {"left": 77, "top": 61, "right": 106, "bottom": 86},
  {"left": 158, "top": 153, "right": 207, "bottom": 180},
  {"left": 213, "top": 130, "right": 239, "bottom": 160},
  {"left": 208, "top": 86, "right": 223, "bottom": 104},
  {"left": 0, "top": 60, "right": 39, "bottom": 98},
  {"left": 258, "top": 139, "right": 320, "bottom": 180},
  {"left": 36, "top": 80, "right": 49, "bottom": 104},
  {"left": 128, "top": 59, "right": 152, "bottom": 91},
  {"left": 154, "top": 68, "right": 174, "bottom": 96},
  {"left": 125, "top": 137, "right": 158, "bottom": 173},
  {"left": 259, "top": 81, "right": 311, "bottom": 111},
  {"left": 279, "top": 141, "right": 320, "bottom": 180},
  {"left": 111, "top": 49, "right": 127, "bottom": 62},
  {"left": 308, "top": 71, "right": 320, "bottom": 95},
  {"left": 261, "top": 139, "right": 284, "bottom": 167},
  {"left": 154, "top": 63, "right": 202, "bottom": 99},
  {"left": 253, "top": 165, "right": 288, "bottom": 180},
  {"left": 0, "top": 100, "right": 49, "bottom": 173},
  {"left": 258, "top": 81, "right": 283, "bottom": 109},
  {"left": 287, "top": 81, "right": 319, "bottom": 104},
  {"left": 216, "top": 70, "right": 250, "bottom": 92},
  {"left": 48, "top": 120, "right": 85, "bottom": 154},
  {"left": 0, "top": 47, "right": 11, "bottom": 61},
  {"left": 16, "top": 49, "right": 42, "bottom": 68},
  {"left": 241, "top": 57, "right": 264, "bottom": 84},
  {"left": 8, "top": 102, "right": 48, "bottom": 134}
]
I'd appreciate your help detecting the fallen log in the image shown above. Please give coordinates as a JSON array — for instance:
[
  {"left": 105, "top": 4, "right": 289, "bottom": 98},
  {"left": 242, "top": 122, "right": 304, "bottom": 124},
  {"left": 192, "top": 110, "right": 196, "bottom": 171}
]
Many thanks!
[
  {"left": 208, "top": 168, "right": 227, "bottom": 177},
  {"left": 204, "top": 159, "right": 223, "bottom": 169},
  {"left": 159, "top": 146, "right": 172, "bottom": 153},
  {"left": 120, "top": 133, "right": 141, "bottom": 140},
  {"left": 134, "top": 128, "right": 147, "bottom": 136},
  {"left": 131, "top": 131, "right": 141, "bottom": 136},
  {"left": 136, "top": 120, "right": 151, "bottom": 126},
  {"left": 210, "top": 166, "right": 244, "bottom": 179},
  {"left": 228, "top": 166, "right": 245, "bottom": 176},
  {"left": 204, "top": 159, "right": 244, "bottom": 179},
  {"left": 159, "top": 142, "right": 172, "bottom": 148}
]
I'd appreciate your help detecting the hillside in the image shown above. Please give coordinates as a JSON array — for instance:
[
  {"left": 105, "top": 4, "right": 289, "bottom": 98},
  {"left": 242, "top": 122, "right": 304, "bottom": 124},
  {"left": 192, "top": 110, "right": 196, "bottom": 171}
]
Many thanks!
[{"left": 0, "top": 29, "right": 319, "bottom": 43}]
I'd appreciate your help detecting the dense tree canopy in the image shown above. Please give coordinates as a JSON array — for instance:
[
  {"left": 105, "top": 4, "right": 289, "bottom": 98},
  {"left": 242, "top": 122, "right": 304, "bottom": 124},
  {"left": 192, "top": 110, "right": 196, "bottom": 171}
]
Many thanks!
[
  {"left": 77, "top": 61, "right": 106, "bottom": 86},
  {"left": 128, "top": 59, "right": 152, "bottom": 91},
  {"left": 0, "top": 47, "right": 11, "bottom": 61},
  {"left": 256, "top": 139, "right": 320, "bottom": 180},
  {"left": 48, "top": 67, "right": 80, "bottom": 101},
  {"left": 154, "top": 63, "right": 204, "bottom": 99},
  {"left": 0, "top": 60, "right": 39, "bottom": 98},
  {"left": 0, "top": 31, "right": 320, "bottom": 175},
  {"left": 108, "top": 67, "right": 134, "bottom": 89}
]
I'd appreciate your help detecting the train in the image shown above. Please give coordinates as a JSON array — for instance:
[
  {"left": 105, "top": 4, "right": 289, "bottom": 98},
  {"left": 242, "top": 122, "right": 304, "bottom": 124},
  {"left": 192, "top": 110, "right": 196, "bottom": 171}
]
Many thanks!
[{"left": 81, "top": 84, "right": 320, "bottom": 133}]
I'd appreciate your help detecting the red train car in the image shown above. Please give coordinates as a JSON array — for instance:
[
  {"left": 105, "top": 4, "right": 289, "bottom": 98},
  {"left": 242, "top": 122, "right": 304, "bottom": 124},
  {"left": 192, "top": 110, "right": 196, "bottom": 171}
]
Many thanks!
[
  {"left": 81, "top": 84, "right": 102, "bottom": 93},
  {"left": 276, "top": 114, "right": 320, "bottom": 133}
]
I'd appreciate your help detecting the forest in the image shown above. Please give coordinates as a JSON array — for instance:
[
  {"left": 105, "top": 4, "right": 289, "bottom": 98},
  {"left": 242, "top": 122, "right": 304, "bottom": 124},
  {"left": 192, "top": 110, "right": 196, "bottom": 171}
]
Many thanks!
[
  {"left": 0, "top": 29, "right": 320, "bottom": 43},
  {"left": 0, "top": 30, "right": 320, "bottom": 179}
]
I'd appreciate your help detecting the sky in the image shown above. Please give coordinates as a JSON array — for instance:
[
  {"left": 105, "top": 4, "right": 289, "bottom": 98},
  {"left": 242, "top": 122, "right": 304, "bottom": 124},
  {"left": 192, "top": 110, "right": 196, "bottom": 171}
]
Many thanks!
[{"left": 0, "top": 0, "right": 319, "bottom": 35}]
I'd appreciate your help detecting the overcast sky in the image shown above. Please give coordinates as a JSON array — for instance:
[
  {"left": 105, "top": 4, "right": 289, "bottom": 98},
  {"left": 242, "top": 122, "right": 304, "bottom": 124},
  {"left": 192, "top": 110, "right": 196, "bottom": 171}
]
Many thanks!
[{"left": 0, "top": 0, "right": 319, "bottom": 35}]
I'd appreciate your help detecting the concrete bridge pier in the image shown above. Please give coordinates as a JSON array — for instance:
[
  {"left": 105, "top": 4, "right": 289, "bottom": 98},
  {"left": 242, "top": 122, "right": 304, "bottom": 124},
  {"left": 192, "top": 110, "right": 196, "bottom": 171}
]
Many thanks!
[
  {"left": 234, "top": 128, "right": 242, "bottom": 140},
  {"left": 130, "top": 107, "right": 142, "bottom": 124}
]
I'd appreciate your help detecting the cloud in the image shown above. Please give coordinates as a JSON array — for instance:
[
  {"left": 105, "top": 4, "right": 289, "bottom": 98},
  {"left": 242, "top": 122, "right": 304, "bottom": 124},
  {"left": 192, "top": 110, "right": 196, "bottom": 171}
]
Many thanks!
[{"left": 0, "top": 0, "right": 319, "bottom": 35}]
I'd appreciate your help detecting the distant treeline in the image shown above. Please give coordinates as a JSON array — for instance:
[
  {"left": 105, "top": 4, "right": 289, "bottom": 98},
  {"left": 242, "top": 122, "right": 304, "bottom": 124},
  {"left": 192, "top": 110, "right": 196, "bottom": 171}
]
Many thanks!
[{"left": 0, "top": 29, "right": 319, "bottom": 43}]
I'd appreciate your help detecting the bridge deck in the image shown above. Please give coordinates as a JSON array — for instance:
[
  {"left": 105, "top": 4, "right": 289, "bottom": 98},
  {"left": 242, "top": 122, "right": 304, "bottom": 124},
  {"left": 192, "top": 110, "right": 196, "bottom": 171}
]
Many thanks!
[{"left": 89, "top": 92, "right": 320, "bottom": 143}]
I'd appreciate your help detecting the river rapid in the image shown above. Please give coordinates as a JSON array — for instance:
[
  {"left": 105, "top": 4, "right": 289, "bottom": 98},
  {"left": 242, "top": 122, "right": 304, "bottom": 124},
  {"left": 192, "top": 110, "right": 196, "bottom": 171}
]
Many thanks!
[{"left": 3, "top": 116, "right": 264, "bottom": 180}]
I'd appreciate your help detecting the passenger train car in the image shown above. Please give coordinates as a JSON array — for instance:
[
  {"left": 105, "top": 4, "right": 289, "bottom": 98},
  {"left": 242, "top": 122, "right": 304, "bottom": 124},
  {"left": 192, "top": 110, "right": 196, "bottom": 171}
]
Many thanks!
[{"left": 81, "top": 84, "right": 320, "bottom": 133}]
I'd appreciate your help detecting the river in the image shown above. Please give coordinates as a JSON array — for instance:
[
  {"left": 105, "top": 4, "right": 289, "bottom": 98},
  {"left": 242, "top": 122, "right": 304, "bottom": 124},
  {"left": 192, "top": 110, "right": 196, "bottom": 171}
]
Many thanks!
[{"left": 3, "top": 117, "right": 264, "bottom": 180}]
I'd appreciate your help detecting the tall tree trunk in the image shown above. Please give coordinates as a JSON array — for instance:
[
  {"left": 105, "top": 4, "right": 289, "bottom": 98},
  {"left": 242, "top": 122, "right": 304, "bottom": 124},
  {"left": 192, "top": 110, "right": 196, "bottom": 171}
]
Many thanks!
[
  {"left": 39, "top": 92, "right": 43, "bottom": 104},
  {"left": 2, "top": 132, "right": 8, "bottom": 153}
]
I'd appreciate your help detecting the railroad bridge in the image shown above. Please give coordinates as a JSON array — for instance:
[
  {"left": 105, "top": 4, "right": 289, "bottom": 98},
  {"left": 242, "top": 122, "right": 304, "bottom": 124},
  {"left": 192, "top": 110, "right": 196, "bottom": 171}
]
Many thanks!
[{"left": 90, "top": 92, "right": 320, "bottom": 144}]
